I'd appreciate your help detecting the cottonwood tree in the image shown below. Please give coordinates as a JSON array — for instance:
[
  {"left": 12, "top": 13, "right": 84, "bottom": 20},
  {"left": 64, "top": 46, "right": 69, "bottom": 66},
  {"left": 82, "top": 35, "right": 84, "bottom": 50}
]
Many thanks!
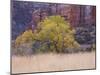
[
  {"left": 34, "top": 15, "right": 80, "bottom": 53},
  {"left": 15, "top": 15, "right": 80, "bottom": 53}
]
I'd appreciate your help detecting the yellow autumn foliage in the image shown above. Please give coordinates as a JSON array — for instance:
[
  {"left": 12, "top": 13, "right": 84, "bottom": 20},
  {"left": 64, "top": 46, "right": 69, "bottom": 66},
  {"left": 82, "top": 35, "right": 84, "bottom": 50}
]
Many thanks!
[
  {"left": 36, "top": 15, "right": 80, "bottom": 52},
  {"left": 15, "top": 15, "right": 80, "bottom": 53},
  {"left": 15, "top": 29, "right": 34, "bottom": 47}
]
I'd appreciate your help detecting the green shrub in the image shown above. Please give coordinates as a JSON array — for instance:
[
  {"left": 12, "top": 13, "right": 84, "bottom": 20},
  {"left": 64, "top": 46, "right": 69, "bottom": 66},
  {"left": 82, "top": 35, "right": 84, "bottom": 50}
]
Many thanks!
[
  {"left": 91, "top": 44, "right": 96, "bottom": 51},
  {"left": 12, "top": 43, "right": 33, "bottom": 56}
]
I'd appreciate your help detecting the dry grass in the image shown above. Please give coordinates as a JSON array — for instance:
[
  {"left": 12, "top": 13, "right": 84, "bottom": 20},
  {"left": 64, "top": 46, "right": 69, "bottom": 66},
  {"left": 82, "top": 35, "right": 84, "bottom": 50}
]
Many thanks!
[{"left": 12, "top": 52, "right": 95, "bottom": 74}]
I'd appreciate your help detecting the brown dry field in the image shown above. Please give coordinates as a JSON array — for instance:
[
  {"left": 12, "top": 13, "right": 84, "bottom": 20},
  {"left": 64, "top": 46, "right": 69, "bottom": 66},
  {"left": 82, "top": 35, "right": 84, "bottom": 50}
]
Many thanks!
[{"left": 12, "top": 52, "right": 96, "bottom": 74}]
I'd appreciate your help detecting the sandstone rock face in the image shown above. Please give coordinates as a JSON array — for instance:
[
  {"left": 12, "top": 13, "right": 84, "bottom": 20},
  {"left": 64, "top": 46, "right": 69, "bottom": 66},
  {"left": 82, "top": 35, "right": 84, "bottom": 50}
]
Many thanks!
[{"left": 12, "top": 1, "right": 96, "bottom": 40}]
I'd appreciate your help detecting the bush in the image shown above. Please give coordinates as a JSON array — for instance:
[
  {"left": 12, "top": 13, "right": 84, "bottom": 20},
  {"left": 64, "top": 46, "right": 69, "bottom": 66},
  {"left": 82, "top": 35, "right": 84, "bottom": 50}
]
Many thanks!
[
  {"left": 15, "top": 29, "right": 34, "bottom": 47},
  {"left": 75, "top": 26, "right": 96, "bottom": 44},
  {"left": 32, "top": 41, "right": 50, "bottom": 53},
  {"left": 91, "top": 44, "right": 96, "bottom": 51},
  {"left": 34, "top": 15, "right": 80, "bottom": 53},
  {"left": 12, "top": 42, "right": 33, "bottom": 56}
]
